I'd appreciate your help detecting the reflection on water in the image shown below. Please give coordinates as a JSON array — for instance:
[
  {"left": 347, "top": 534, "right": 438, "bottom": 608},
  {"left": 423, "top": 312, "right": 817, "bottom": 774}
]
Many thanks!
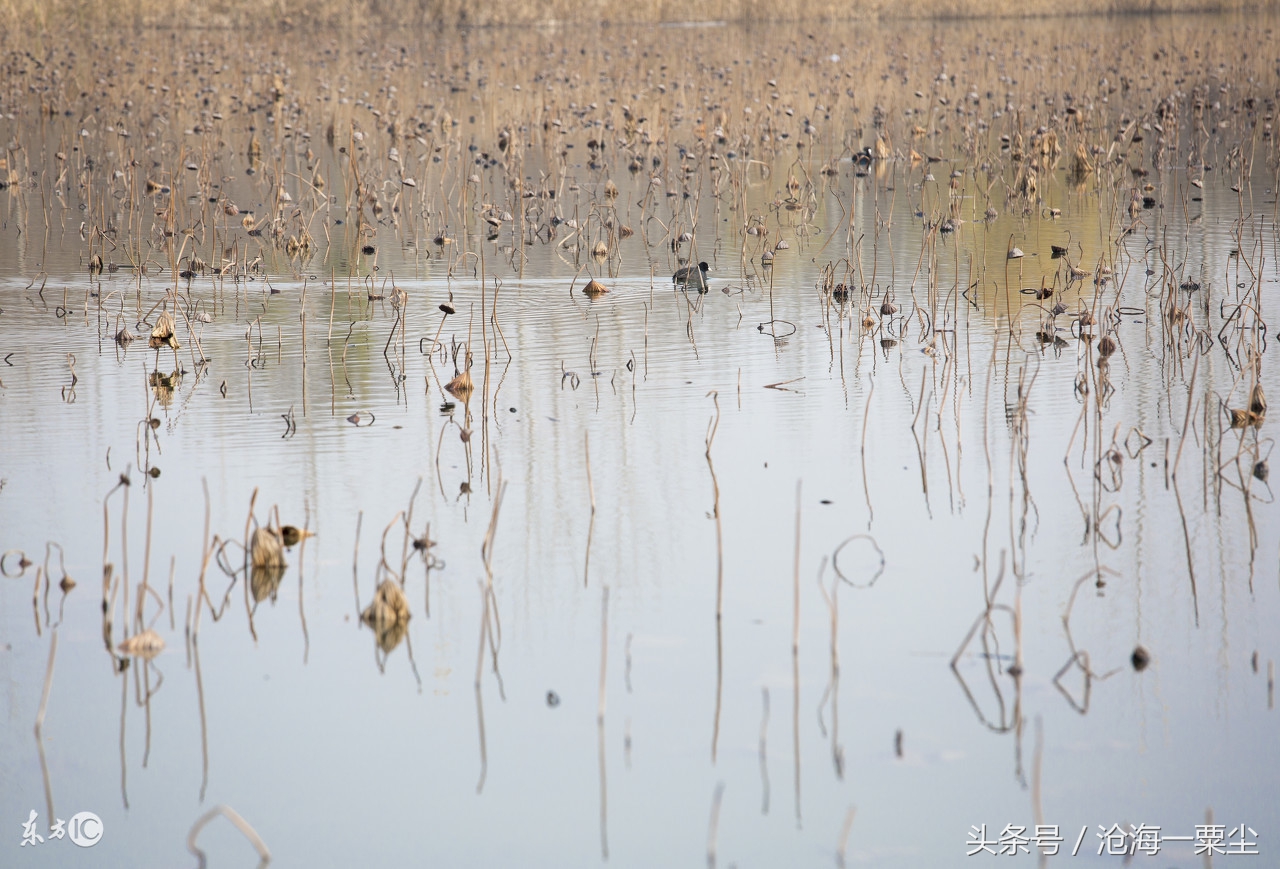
[
  {"left": 2, "top": 13, "right": 1279, "bottom": 867},
  {"left": 251, "top": 566, "right": 286, "bottom": 605}
]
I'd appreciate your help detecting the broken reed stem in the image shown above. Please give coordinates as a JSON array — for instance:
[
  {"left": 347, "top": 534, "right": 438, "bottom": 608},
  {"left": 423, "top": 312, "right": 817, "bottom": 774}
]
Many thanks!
[
  {"left": 759, "top": 687, "right": 771, "bottom": 815},
  {"left": 193, "top": 478, "right": 211, "bottom": 638},
  {"left": 35, "top": 627, "right": 58, "bottom": 828},
  {"left": 242, "top": 486, "right": 259, "bottom": 576},
  {"left": 327, "top": 268, "right": 336, "bottom": 347},
  {"left": 187, "top": 805, "right": 271, "bottom": 867},
  {"left": 298, "top": 503, "right": 311, "bottom": 664},
  {"left": 584, "top": 430, "right": 596, "bottom": 587},
  {"left": 242, "top": 488, "right": 260, "bottom": 641},
  {"left": 598, "top": 585, "right": 609, "bottom": 723},
  {"left": 706, "top": 391, "right": 724, "bottom": 619},
  {"left": 167, "top": 556, "right": 176, "bottom": 632},
  {"left": 1031, "top": 716, "right": 1045, "bottom": 868},
  {"left": 118, "top": 656, "right": 129, "bottom": 808},
  {"left": 136, "top": 482, "right": 153, "bottom": 630},
  {"left": 818, "top": 557, "right": 841, "bottom": 775},
  {"left": 399, "top": 477, "right": 423, "bottom": 586},
  {"left": 102, "top": 488, "right": 111, "bottom": 577},
  {"left": 860, "top": 377, "right": 875, "bottom": 524},
  {"left": 836, "top": 806, "right": 857, "bottom": 869},
  {"left": 585, "top": 431, "right": 596, "bottom": 514},
  {"left": 477, "top": 471, "right": 509, "bottom": 714},
  {"left": 1015, "top": 573, "right": 1024, "bottom": 674},
  {"left": 120, "top": 477, "right": 130, "bottom": 631},
  {"left": 792, "top": 479, "right": 802, "bottom": 653},
  {"left": 32, "top": 567, "right": 42, "bottom": 636},
  {"left": 481, "top": 477, "right": 508, "bottom": 581},
  {"left": 424, "top": 520, "right": 433, "bottom": 617},
  {"left": 100, "top": 565, "right": 115, "bottom": 659},
  {"left": 376, "top": 511, "right": 405, "bottom": 582},
  {"left": 707, "top": 782, "right": 726, "bottom": 869},
  {"left": 35, "top": 630, "right": 58, "bottom": 735},
  {"left": 598, "top": 649, "right": 610, "bottom": 862},
  {"left": 1171, "top": 344, "right": 1202, "bottom": 480},
  {"left": 474, "top": 577, "right": 491, "bottom": 794}
]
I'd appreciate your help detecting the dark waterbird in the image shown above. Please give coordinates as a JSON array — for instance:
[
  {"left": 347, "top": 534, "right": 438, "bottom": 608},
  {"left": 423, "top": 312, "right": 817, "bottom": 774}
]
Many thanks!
[{"left": 673, "top": 261, "right": 709, "bottom": 293}]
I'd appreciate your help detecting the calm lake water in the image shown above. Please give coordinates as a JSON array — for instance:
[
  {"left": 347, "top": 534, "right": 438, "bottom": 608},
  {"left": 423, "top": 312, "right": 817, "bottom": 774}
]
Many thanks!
[{"left": 1, "top": 14, "right": 1278, "bottom": 866}]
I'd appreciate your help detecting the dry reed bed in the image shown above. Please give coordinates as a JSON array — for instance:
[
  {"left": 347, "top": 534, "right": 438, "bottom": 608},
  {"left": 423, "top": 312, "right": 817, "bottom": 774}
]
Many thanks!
[
  {"left": 0, "top": 0, "right": 1261, "bottom": 33},
  {"left": 0, "top": 29, "right": 1270, "bottom": 598},
  {"left": 0, "top": 18, "right": 1267, "bottom": 615},
  {"left": 2, "top": 18, "right": 1275, "bottom": 284},
  {"left": 2, "top": 18, "right": 1273, "bottom": 519},
  {"left": 2, "top": 19, "right": 1276, "bottom": 855}
]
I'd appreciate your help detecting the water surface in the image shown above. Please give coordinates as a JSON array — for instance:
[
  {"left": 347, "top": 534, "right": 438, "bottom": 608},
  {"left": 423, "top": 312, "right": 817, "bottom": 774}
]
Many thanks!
[{"left": 1, "top": 15, "right": 1278, "bottom": 866}]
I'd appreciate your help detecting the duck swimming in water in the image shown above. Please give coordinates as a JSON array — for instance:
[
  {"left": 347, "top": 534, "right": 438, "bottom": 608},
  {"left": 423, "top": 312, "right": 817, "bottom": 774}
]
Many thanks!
[{"left": 673, "top": 261, "right": 709, "bottom": 293}]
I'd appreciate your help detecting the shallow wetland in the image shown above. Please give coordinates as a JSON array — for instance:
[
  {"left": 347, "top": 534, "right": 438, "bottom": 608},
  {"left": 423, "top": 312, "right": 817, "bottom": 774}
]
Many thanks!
[{"left": 1, "top": 13, "right": 1279, "bottom": 866}]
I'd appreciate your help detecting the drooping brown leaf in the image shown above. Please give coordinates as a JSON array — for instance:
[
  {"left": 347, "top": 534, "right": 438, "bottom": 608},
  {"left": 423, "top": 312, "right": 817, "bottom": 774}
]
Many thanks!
[
  {"left": 149, "top": 310, "right": 179, "bottom": 350},
  {"left": 445, "top": 370, "right": 474, "bottom": 399},
  {"left": 119, "top": 629, "right": 165, "bottom": 659},
  {"left": 361, "top": 580, "right": 412, "bottom": 653}
]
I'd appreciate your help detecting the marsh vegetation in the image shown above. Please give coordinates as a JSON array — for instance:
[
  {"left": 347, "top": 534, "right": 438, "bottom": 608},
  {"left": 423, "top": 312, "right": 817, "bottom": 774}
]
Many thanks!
[{"left": 1, "top": 12, "right": 1278, "bottom": 866}]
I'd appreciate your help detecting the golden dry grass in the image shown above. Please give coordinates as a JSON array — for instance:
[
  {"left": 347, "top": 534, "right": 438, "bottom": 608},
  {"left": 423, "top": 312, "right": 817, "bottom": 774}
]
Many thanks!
[{"left": 0, "top": 0, "right": 1260, "bottom": 32}]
